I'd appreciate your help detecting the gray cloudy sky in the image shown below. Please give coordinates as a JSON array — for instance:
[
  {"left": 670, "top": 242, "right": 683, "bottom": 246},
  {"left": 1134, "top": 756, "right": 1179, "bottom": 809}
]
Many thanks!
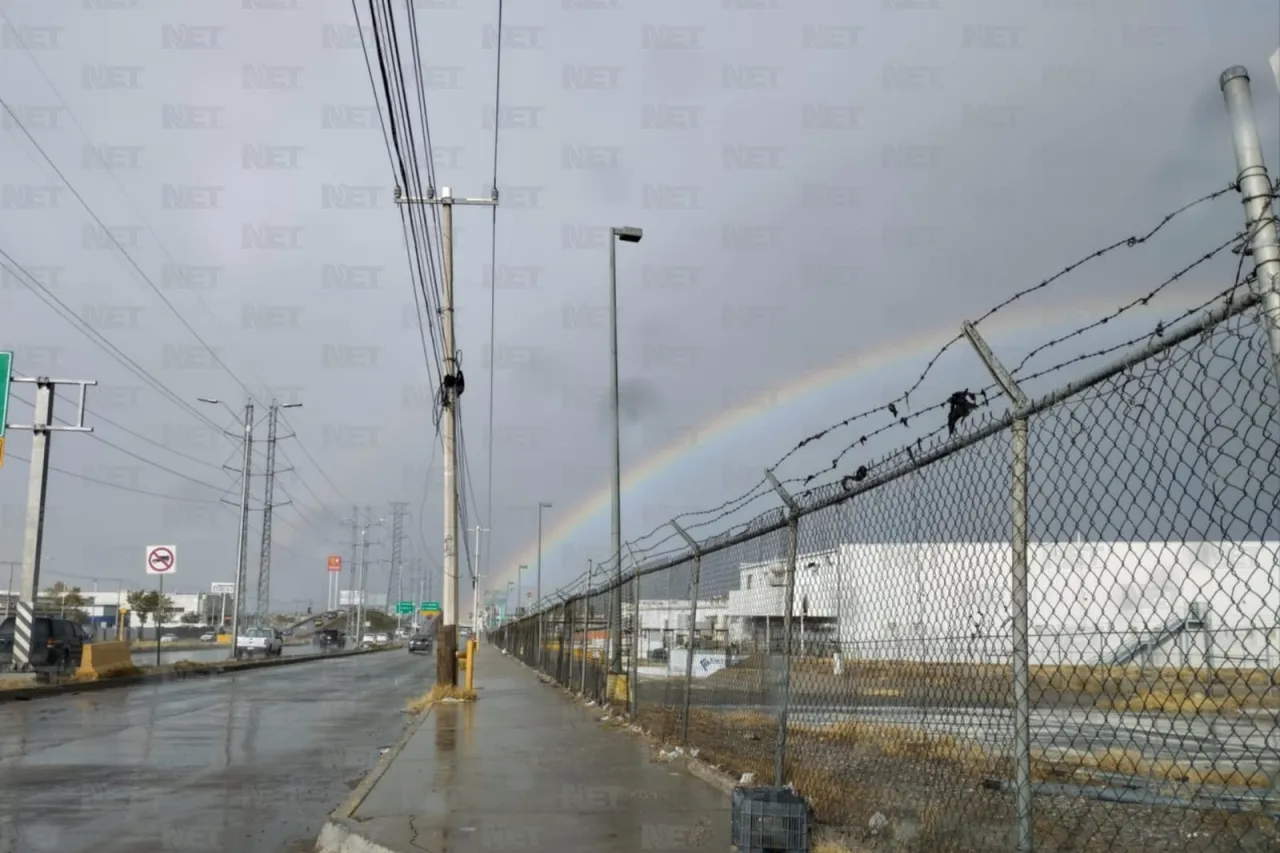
[{"left": 0, "top": 0, "right": 1276, "bottom": 611}]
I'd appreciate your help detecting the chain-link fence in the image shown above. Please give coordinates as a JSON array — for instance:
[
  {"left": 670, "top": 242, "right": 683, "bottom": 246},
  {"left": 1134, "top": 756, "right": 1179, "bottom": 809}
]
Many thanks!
[{"left": 492, "top": 284, "right": 1280, "bottom": 853}]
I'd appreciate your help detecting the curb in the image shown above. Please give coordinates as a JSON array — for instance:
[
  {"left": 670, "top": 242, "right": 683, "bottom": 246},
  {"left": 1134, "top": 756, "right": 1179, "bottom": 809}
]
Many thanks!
[
  {"left": 0, "top": 646, "right": 398, "bottom": 705},
  {"left": 316, "top": 698, "right": 439, "bottom": 853}
]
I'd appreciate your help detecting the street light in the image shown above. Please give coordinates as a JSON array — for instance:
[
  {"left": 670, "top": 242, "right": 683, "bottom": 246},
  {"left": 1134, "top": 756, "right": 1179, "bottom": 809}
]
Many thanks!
[
  {"left": 200, "top": 396, "right": 253, "bottom": 659},
  {"left": 536, "top": 502, "right": 553, "bottom": 606},
  {"left": 517, "top": 564, "right": 528, "bottom": 614},
  {"left": 355, "top": 516, "right": 385, "bottom": 644},
  {"left": 608, "top": 226, "right": 642, "bottom": 677}
]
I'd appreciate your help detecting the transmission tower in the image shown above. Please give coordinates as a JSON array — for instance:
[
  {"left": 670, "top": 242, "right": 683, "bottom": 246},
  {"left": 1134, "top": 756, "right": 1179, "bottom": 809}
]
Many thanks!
[
  {"left": 254, "top": 402, "right": 293, "bottom": 626},
  {"left": 386, "top": 502, "right": 408, "bottom": 613}
]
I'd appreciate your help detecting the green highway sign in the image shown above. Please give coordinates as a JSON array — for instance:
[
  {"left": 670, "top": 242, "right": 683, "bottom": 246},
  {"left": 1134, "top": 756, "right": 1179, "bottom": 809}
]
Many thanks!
[
  {"left": 420, "top": 601, "right": 440, "bottom": 613},
  {"left": 396, "top": 601, "right": 414, "bottom": 614},
  {"left": 0, "top": 351, "right": 10, "bottom": 439}
]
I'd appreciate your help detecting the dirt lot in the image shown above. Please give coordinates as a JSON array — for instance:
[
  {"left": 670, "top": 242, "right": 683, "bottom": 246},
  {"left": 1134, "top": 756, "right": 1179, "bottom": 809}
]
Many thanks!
[{"left": 635, "top": 703, "right": 1278, "bottom": 853}]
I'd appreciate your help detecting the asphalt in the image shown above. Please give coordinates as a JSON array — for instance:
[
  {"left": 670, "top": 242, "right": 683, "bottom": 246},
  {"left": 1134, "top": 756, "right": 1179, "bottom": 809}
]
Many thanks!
[
  {"left": 0, "top": 646, "right": 434, "bottom": 853},
  {"left": 319, "top": 648, "right": 733, "bottom": 852}
]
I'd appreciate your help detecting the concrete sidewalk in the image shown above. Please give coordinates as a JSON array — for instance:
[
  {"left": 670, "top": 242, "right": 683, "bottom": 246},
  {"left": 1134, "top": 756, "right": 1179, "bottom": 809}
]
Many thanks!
[{"left": 318, "top": 648, "right": 732, "bottom": 852}]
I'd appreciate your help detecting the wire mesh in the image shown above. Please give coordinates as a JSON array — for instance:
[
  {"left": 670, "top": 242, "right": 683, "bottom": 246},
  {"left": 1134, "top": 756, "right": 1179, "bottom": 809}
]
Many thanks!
[{"left": 488, "top": 296, "right": 1280, "bottom": 852}]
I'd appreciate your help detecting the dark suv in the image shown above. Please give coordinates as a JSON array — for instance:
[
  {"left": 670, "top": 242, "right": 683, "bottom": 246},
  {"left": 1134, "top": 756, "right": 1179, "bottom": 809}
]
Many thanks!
[
  {"left": 0, "top": 615, "right": 89, "bottom": 673},
  {"left": 314, "top": 629, "right": 346, "bottom": 650},
  {"left": 408, "top": 634, "right": 432, "bottom": 654}
]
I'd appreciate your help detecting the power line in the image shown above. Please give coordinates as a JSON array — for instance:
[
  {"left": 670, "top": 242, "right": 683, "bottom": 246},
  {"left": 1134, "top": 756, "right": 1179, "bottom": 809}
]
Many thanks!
[
  {"left": 0, "top": 87, "right": 355, "bottom": 528},
  {"left": 3, "top": 449, "right": 225, "bottom": 503}
]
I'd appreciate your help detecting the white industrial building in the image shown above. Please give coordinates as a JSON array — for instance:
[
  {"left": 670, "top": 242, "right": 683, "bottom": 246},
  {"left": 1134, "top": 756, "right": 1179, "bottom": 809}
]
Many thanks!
[{"left": 714, "top": 541, "right": 1280, "bottom": 669}]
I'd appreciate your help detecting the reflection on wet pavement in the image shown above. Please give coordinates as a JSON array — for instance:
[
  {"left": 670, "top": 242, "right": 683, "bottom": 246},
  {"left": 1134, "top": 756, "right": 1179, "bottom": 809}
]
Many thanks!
[{"left": 0, "top": 650, "right": 433, "bottom": 853}]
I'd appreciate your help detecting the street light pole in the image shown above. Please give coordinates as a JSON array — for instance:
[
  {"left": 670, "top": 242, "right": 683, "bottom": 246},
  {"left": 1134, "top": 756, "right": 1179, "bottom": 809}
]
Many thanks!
[
  {"left": 201, "top": 398, "right": 254, "bottom": 661},
  {"left": 536, "top": 502, "right": 552, "bottom": 607},
  {"left": 608, "top": 226, "right": 642, "bottom": 683}
]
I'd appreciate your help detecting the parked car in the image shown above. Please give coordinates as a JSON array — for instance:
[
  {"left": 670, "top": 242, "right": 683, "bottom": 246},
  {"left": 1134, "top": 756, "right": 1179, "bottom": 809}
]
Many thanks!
[
  {"left": 407, "top": 634, "right": 432, "bottom": 654},
  {"left": 199, "top": 632, "right": 217, "bottom": 643},
  {"left": 373, "top": 632, "right": 390, "bottom": 644},
  {"left": 0, "top": 614, "right": 87, "bottom": 673},
  {"left": 160, "top": 633, "right": 179, "bottom": 644},
  {"left": 235, "top": 627, "right": 283, "bottom": 657}
]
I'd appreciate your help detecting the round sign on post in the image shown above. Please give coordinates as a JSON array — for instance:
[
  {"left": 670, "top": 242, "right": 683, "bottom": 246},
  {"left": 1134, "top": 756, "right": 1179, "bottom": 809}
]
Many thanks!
[
  {"left": 327, "top": 555, "right": 342, "bottom": 573},
  {"left": 146, "top": 545, "right": 177, "bottom": 575}
]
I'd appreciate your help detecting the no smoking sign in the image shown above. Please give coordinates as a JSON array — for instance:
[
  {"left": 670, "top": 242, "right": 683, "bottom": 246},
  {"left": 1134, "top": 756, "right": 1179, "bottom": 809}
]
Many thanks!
[{"left": 146, "top": 545, "right": 177, "bottom": 575}]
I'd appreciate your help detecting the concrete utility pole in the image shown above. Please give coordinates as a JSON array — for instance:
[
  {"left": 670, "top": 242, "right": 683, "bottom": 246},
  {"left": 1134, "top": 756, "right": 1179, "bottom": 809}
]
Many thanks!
[
  {"left": 200, "top": 397, "right": 253, "bottom": 660},
  {"left": 6, "top": 376, "right": 95, "bottom": 671},
  {"left": 255, "top": 401, "right": 299, "bottom": 627},
  {"left": 356, "top": 506, "right": 381, "bottom": 645},
  {"left": 349, "top": 507, "right": 359, "bottom": 628},
  {"left": 396, "top": 183, "right": 498, "bottom": 686},
  {"left": 1220, "top": 66, "right": 1280, "bottom": 383},
  {"left": 471, "top": 525, "right": 488, "bottom": 631},
  {"left": 608, "top": 226, "right": 643, "bottom": 686}
]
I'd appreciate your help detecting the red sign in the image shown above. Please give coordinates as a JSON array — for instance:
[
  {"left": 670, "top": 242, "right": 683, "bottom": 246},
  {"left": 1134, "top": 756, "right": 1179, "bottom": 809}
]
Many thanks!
[{"left": 327, "top": 555, "right": 342, "bottom": 573}]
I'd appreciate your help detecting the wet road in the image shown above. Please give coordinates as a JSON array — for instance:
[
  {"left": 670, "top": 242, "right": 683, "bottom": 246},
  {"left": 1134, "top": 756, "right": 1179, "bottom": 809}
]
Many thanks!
[{"left": 0, "top": 648, "right": 433, "bottom": 853}]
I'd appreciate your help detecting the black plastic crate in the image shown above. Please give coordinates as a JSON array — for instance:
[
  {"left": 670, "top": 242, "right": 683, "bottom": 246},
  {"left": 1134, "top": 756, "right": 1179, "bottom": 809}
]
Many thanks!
[{"left": 731, "top": 786, "right": 811, "bottom": 853}]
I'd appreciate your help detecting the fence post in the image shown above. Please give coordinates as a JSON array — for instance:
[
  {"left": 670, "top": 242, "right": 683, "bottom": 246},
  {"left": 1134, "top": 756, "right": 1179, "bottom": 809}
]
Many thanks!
[
  {"left": 582, "top": 560, "right": 593, "bottom": 695},
  {"left": 1220, "top": 67, "right": 1280, "bottom": 383},
  {"left": 671, "top": 521, "right": 701, "bottom": 745},
  {"left": 767, "top": 470, "right": 801, "bottom": 788},
  {"left": 962, "top": 321, "right": 1033, "bottom": 853},
  {"left": 626, "top": 542, "right": 643, "bottom": 719}
]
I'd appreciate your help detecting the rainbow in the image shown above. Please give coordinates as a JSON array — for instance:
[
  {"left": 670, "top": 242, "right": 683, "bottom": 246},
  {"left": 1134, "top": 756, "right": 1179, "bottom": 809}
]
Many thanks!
[{"left": 492, "top": 290, "right": 1204, "bottom": 591}]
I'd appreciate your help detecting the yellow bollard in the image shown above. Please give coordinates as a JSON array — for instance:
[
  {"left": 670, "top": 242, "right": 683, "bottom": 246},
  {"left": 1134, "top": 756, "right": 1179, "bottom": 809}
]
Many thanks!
[{"left": 465, "top": 638, "right": 477, "bottom": 690}]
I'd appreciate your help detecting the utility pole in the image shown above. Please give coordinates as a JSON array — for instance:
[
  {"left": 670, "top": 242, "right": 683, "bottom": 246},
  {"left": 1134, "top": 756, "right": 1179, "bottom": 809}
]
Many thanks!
[
  {"left": 357, "top": 505, "right": 372, "bottom": 645},
  {"left": 348, "top": 507, "right": 359, "bottom": 630},
  {"left": 255, "top": 401, "right": 298, "bottom": 628},
  {"left": 200, "top": 397, "right": 254, "bottom": 660},
  {"left": 5, "top": 376, "right": 95, "bottom": 671},
  {"left": 396, "top": 183, "right": 498, "bottom": 686},
  {"left": 471, "top": 525, "right": 488, "bottom": 632}
]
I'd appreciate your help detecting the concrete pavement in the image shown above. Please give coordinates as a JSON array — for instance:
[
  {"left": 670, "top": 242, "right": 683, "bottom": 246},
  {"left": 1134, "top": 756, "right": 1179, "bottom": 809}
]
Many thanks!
[
  {"left": 0, "top": 649, "right": 432, "bottom": 853},
  {"left": 318, "top": 649, "right": 732, "bottom": 852}
]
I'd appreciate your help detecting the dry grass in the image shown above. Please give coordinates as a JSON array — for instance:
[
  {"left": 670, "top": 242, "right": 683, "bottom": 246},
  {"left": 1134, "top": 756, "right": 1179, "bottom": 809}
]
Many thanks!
[
  {"left": 1095, "top": 689, "right": 1242, "bottom": 715},
  {"left": 633, "top": 702, "right": 1277, "bottom": 851},
  {"left": 1031, "top": 746, "right": 1272, "bottom": 789},
  {"left": 407, "top": 683, "right": 477, "bottom": 715},
  {"left": 812, "top": 839, "right": 874, "bottom": 853},
  {"left": 0, "top": 676, "right": 36, "bottom": 690},
  {"left": 68, "top": 662, "right": 142, "bottom": 683}
]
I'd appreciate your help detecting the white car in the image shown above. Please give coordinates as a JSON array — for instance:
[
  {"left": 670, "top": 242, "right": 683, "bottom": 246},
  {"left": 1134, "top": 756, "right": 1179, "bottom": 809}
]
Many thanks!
[
  {"left": 199, "top": 632, "right": 217, "bottom": 643},
  {"left": 236, "top": 628, "right": 283, "bottom": 657},
  {"left": 374, "top": 632, "right": 390, "bottom": 644},
  {"left": 160, "top": 633, "right": 180, "bottom": 644}
]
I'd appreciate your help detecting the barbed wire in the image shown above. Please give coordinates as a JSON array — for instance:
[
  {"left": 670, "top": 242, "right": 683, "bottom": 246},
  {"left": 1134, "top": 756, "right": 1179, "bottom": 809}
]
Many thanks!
[
  {"left": 526, "top": 184, "right": 1266, "bottom": 609},
  {"left": 767, "top": 183, "right": 1240, "bottom": 478}
]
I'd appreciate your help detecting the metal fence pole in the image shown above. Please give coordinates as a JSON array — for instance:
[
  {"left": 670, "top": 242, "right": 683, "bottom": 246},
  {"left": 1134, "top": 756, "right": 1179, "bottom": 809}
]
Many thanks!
[
  {"left": 630, "top": 566, "right": 640, "bottom": 717},
  {"left": 767, "top": 471, "right": 801, "bottom": 787},
  {"left": 672, "top": 522, "right": 701, "bottom": 744},
  {"left": 1220, "top": 66, "right": 1280, "bottom": 383},
  {"left": 963, "top": 322, "right": 1033, "bottom": 853}
]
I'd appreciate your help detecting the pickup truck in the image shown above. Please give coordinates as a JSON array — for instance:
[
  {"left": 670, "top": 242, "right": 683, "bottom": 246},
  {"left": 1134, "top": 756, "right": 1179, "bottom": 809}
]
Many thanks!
[{"left": 236, "top": 628, "right": 283, "bottom": 657}]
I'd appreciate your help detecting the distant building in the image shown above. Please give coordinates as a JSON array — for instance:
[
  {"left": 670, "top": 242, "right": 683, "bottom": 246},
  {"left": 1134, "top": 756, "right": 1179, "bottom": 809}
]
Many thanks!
[{"left": 717, "top": 541, "right": 1279, "bottom": 669}]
